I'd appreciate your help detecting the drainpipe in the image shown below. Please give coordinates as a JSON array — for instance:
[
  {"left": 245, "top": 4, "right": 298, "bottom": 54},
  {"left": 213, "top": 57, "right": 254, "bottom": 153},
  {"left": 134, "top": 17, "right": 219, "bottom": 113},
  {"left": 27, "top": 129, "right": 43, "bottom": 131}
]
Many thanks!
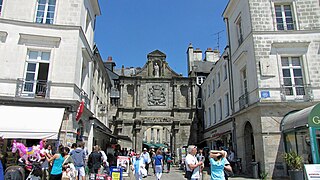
[{"left": 224, "top": 17, "right": 237, "bottom": 155}]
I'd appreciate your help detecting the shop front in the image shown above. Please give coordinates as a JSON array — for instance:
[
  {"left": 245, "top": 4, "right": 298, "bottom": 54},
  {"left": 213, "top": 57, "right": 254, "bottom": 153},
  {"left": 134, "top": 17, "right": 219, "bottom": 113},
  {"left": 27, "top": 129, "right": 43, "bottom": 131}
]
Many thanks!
[
  {"left": 281, "top": 103, "right": 320, "bottom": 164},
  {"left": 203, "top": 120, "right": 234, "bottom": 151},
  {"left": 0, "top": 105, "right": 65, "bottom": 168}
]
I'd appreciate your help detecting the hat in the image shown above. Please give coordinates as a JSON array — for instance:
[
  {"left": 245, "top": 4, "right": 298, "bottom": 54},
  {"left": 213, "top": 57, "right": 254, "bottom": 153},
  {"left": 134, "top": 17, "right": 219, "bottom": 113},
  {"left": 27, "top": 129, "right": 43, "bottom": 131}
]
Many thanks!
[
  {"left": 210, "top": 150, "right": 220, "bottom": 154},
  {"left": 143, "top": 148, "right": 147, "bottom": 151}
]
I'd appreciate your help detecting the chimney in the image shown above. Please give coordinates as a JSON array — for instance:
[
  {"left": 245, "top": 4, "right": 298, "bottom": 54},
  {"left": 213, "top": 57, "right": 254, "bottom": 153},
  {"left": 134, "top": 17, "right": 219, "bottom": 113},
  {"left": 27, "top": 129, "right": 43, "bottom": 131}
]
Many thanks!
[
  {"left": 194, "top": 48, "right": 202, "bottom": 61},
  {"left": 121, "top": 65, "right": 124, "bottom": 75},
  {"left": 205, "top": 48, "right": 220, "bottom": 63},
  {"left": 104, "top": 56, "right": 116, "bottom": 72}
]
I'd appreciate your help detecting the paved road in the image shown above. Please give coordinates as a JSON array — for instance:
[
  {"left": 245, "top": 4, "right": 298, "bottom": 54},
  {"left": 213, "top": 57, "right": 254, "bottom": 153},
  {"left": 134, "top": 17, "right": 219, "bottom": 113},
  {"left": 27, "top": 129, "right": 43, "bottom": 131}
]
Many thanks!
[{"left": 123, "top": 167, "right": 259, "bottom": 180}]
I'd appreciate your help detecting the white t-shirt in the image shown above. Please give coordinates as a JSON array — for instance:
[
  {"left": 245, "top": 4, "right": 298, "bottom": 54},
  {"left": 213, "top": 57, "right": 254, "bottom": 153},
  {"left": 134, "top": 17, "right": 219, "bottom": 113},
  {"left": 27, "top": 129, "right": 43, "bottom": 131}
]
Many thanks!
[{"left": 185, "top": 154, "right": 200, "bottom": 179}]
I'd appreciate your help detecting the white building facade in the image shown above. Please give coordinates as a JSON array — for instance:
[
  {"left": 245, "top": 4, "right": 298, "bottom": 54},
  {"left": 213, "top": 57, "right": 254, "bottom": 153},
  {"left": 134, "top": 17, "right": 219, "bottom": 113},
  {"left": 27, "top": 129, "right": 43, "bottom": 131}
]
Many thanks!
[
  {"left": 202, "top": 0, "right": 320, "bottom": 178},
  {"left": 0, "top": 0, "right": 111, "bottom": 154}
]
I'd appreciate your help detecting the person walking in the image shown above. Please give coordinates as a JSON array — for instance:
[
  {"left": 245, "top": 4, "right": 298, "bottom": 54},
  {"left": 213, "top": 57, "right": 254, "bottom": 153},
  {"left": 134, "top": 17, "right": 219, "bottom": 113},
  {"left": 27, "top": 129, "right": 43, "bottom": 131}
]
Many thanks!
[
  {"left": 131, "top": 151, "right": 145, "bottom": 180},
  {"left": 209, "top": 150, "right": 232, "bottom": 180},
  {"left": 141, "top": 148, "right": 151, "bottom": 175},
  {"left": 153, "top": 148, "right": 163, "bottom": 180},
  {"left": 47, "top": 145, "right": 65, "bottom": 180},
  {"left": 185, "top": 145, "right": 203, "bottom": 180},
  {"left": 70, "top": 143, "right": 86, "bottom": 180},
  {"left": 149, "top": 149, "right": 156, "bottom": 176},
  {"left": 87, "top": 146, "right": 102, "bottom": 174},
  {"left": 165, "top": 148, "right": 172, "bottom": 173}
]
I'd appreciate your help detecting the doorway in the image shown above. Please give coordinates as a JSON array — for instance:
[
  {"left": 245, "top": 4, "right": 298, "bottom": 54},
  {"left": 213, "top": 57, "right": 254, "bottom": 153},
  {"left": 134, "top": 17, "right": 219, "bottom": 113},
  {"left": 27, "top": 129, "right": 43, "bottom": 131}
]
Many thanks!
[{"left": 244, "top": 122, "right": 255, "bottom": 174}]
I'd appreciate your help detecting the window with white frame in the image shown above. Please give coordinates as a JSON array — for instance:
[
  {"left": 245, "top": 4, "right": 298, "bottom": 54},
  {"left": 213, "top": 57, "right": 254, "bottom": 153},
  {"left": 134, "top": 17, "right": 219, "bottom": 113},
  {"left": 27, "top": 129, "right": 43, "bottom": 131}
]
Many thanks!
[
  {"left": 236, "top": 16, "right": 243, "bottom": 45},
  {"left": 213, "top": 104, "right": 216, "bottom": 124},
  {"left": 224, "top": 63, "right": 228, "bottom": 81},
  {"left": 23, "top": 50, "right": 50, "bottom": 96},
  {"left": 281, "top": 56, "right": 305, "bottom": 96},
  {"left": 217, "top": 72, "right": 221, "bottom": 88},
  {"left": 274, "top": 4, "right": 295, "bottom": 30},
  {"left": 197, "top": 98, "right": 202, "bottom": 109},
  {"left": 241, "top": 68, "right": 248, "bottom": 95},
  {"left": 35, "top": 0, "right": 56, "bottom": 24},
  {"left": 218, "top": 99, "right": 222, "bottom": 121},
  {"left": 224, "top": 93, "right": 230, "bottom": 117},
  {"left": 212, "top": 79, "right": 215, "bottom": 93},
  {"left": 0, "top": 0, "right": 3, "bottom": 16},
  {"left": 197, "top": 76, "right": 206, "bottom": 85}
]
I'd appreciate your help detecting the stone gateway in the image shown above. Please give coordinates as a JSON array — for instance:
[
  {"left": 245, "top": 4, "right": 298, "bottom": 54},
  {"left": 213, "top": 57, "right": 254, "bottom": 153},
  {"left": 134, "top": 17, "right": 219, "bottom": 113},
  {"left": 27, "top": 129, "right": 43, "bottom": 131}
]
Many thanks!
[{"left": 111, "top": 50, "right": 198, "bottom": 152}]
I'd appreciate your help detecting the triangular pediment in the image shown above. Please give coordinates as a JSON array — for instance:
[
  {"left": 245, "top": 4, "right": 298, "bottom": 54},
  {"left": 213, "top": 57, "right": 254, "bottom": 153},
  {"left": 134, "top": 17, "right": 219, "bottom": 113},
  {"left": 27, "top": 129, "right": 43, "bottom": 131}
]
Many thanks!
[{"left": 147, "top": 50, "right": 166, "bottom": 59}]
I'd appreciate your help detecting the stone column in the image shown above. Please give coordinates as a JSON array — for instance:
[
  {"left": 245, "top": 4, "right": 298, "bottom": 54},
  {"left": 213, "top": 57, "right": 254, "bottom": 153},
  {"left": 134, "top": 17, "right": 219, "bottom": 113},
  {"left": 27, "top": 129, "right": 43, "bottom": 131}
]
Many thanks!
[
  {"left": 120, "top": 81, "right": 124, "bottom": 106},
  {"left": 188, "top": 84, "right": 192, "bottom": 107},
  {"left": 192, "top": 82, "right": 196, "bottom": 107},
  {"left": 136, "top": 81, "right": 140, "bottom": 107},
  {"left": 133, "top": 84, "right": 136, "bottom": 107},
  {"left": 173, "top": 80, "right": 177, "bottom": 107}
]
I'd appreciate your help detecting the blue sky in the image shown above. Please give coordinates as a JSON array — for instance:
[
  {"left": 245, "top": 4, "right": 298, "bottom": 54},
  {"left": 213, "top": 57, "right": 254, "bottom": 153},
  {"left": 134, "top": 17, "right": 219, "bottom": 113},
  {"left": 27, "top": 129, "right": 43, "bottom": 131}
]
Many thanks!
[{"left": 94, "top": 0, "right": 229, "bottom": 76}]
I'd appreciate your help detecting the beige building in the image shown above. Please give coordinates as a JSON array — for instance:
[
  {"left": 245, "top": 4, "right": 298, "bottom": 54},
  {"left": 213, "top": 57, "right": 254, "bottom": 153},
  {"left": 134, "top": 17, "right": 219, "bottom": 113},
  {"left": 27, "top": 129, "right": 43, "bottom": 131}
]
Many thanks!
[
  {"left": 0, "top": 0, "right": 111, "bottom": 154},
  {"left": 201, "top": 0, "right": 320, "bottom": 178}
]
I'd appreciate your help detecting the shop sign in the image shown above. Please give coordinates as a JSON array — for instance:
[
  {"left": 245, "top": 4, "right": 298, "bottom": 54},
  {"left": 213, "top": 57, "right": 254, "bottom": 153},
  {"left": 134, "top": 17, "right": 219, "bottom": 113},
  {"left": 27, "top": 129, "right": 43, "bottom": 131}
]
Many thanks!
[
  {"left": 260, "top": 91, "right": 270, "bottom": 98},
  {"left": 308, "top": 104, "right": 320, "bottom": 128},
  {"left": 117, "top": 156, "right": 130, "bottom": 176},
  {"left": 304, "top": 164, "right": 320, "bottom": 179}
]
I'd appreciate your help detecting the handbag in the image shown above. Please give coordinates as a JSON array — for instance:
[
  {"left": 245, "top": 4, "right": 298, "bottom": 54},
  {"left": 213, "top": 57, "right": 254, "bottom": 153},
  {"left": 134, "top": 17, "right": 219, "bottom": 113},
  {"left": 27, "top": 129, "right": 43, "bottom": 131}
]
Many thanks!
[
  {"left": 140, "top": 167, "right": 147, "bottom": 177},
  {"left": 185, "top": 170, "right": 193, "bottom": 179}
]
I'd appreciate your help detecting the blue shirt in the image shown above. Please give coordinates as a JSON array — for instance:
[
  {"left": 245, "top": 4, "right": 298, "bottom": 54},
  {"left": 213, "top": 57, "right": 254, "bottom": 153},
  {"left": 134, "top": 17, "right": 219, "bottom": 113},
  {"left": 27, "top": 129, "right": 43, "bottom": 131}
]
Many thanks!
[
  {"left": 154, "top": 155, "right": 163, "bottom": 165},
  {"left": 210, "top": 157, "right": 226, "bottom": 180},
  {"left": 51, "top": 154, "right": 64, "bottom": 175},
  {"left": 134, "top": 157, "right": 142, "bottom": 174}
]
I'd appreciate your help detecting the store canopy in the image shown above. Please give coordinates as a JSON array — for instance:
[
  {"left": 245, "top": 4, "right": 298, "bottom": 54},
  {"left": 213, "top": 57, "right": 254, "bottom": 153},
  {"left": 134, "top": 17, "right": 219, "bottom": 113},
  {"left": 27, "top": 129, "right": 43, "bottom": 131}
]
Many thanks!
[
  {"left": 0, "top": 106, "right": 64, "bottom": 139},
  {"left": 281, "top": 103, "right": 320, "bottom": 132}
]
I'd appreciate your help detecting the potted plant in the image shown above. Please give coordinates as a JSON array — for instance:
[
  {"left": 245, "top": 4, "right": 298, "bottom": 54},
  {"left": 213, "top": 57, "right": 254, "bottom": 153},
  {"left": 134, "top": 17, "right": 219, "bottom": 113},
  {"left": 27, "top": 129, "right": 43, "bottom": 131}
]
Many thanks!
[{"left": 283, "top": 151, "right": 304, "bottom": 180}]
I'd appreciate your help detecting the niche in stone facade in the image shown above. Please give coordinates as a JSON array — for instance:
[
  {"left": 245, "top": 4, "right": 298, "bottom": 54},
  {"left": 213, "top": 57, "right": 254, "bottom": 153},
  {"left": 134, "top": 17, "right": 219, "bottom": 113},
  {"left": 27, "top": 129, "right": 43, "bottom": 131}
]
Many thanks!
[
  {"left": 179, "top": 85, "right": 188, "bottom": 107},
  {"left": 148, "top": 84, "right": 166, "bottom": 106},
  {"left": 126, "top": 85, "right": 134, "bottom": 107}
]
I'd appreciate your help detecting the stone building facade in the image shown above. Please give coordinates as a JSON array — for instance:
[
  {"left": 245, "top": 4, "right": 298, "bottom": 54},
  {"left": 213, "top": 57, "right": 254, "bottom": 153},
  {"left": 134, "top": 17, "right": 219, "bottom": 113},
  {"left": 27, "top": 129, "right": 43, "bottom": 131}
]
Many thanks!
[
  {"left": 112, "top": 50, "right": 197, "bottom": 152},
  {"left": 201, "top": 0, "right": 320, "bottom": 178}
]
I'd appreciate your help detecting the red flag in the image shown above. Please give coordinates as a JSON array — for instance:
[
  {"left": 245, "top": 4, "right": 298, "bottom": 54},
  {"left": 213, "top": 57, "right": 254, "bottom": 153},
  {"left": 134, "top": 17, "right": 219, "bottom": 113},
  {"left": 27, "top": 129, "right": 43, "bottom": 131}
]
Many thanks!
[{"left": 76, "top": 100, "right": 84, "bottom": 121}]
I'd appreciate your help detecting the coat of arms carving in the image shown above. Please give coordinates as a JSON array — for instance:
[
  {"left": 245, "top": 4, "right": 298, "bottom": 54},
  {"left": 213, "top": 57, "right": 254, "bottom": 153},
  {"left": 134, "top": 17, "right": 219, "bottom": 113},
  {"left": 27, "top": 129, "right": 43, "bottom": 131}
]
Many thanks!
[{"left": 148, "top": 85, "right": 166, "bottom": 106}]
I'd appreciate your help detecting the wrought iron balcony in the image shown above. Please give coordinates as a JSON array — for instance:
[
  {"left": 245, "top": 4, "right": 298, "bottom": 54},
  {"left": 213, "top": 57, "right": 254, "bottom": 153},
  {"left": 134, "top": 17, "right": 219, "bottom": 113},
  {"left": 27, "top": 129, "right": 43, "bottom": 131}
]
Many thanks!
[
  {"left": 16, "top": 78, "right": 50, "bottom": 98},
  {"left": 239, "top": 92, "right": 249, "bottom": 110},
  {"left": 280, "top": 84, "right": 313, "bottom": 101}
]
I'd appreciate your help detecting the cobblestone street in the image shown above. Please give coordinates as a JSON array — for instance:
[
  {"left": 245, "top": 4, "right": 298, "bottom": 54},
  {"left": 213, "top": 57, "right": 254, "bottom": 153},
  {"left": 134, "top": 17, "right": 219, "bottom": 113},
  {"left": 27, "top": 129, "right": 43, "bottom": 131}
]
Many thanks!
[{"left": 123, "top": 167, "right": 260, "bottom": 180}]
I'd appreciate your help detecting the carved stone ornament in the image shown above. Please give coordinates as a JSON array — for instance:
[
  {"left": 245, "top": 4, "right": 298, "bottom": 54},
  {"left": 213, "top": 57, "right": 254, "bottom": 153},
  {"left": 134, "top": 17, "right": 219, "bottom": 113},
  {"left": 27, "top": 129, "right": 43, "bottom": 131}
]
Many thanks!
[
  {"left": 141, "top": 117, "right": 173, "bottom": 123},
  {"left": 148, "top": 84, "right": 166, "bottom": 106}
]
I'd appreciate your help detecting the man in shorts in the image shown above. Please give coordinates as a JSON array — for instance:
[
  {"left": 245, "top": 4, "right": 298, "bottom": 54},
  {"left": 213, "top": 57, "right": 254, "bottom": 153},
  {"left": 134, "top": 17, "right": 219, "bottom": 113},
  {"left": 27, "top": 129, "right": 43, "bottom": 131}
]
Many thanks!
[{"left": 70, "top": 143, "right": 86, "bottom": 180}]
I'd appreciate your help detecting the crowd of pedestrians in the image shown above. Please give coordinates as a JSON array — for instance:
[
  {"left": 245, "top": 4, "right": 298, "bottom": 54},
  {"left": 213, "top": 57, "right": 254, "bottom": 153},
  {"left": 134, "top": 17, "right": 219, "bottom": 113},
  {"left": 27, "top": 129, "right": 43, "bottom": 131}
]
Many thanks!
[
  {"left": 129, "top": 147, "right": 173, "bottom": 180},
  {"left": 33, "top": 140, "right": 108, "bottom": 180}
]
